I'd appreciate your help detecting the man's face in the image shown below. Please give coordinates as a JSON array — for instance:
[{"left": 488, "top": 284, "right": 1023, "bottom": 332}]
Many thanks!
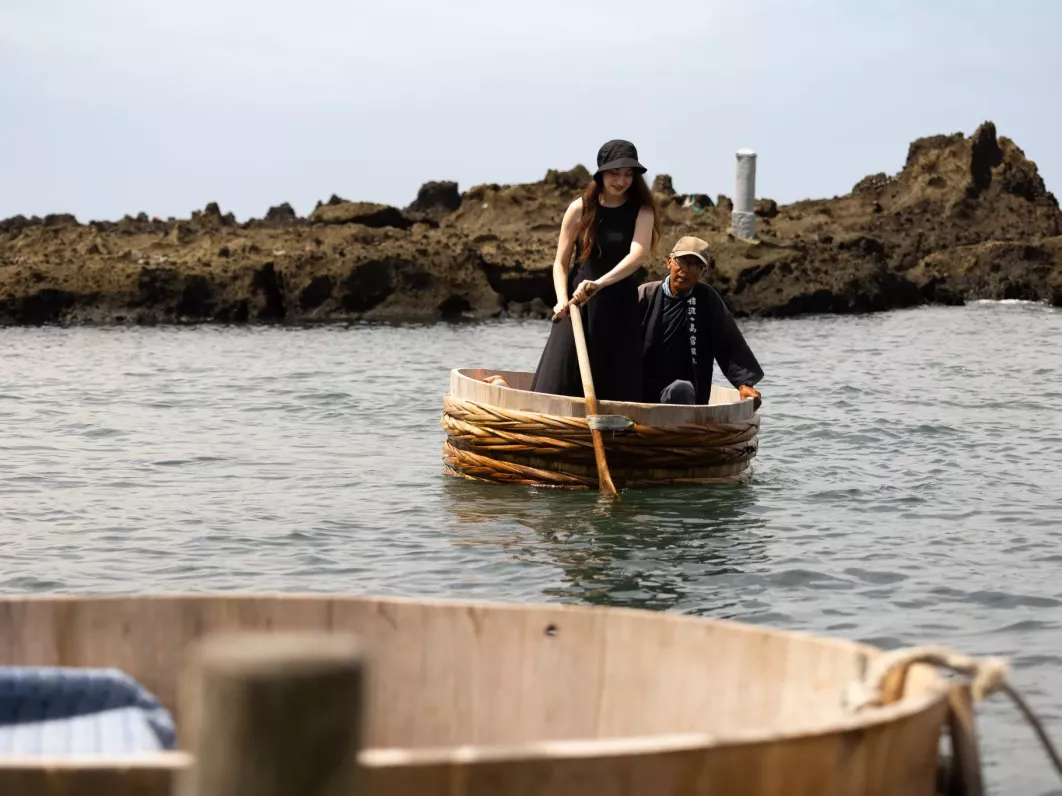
[{"left": 668, "top": 254, "right": 704, "bottom": 293}]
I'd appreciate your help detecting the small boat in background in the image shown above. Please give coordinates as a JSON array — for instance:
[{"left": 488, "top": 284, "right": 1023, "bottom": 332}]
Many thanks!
[
  {"left": 0, "top": 593, "right": 979, "bottom": 795},
  {"left": 440, "top": 368, "right": 760, "bottom": 489}
]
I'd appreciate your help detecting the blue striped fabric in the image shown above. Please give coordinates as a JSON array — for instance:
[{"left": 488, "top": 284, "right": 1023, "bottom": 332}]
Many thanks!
[{"left": 0, "top": 667, "right": 176, "bottom": 755}]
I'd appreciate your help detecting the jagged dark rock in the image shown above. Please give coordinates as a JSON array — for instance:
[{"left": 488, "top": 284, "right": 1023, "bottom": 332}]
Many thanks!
[
  {"left": 542, "top": 165, "right": 591, "bottom": 191},
  {"left": 0, "top": 288, "right": 79, "bottom": 325},
  {"left": 309, "top": 202, "right": 412, "bottom": 230},
  {"left": 408, "top": 181, "right": 461, "bottom": 216},
  {"left": 0, "top": 215, "right": 42, "bottom": 235},
  {"left": 0, "top": 121, "right": 1058, "bottom": 324},
  {"left": 264, "top": 202, "right": 298, "bottom": 225},
  {"left": 853, "top": 173, "right": 891, "bottom": 194},
  {"left": 755, "top": 199, "right": 778, "bottom": 218},
  {"left": 652, "top": 175, "right": 676, "bottom": 196},
  {"left": 299, "top": 275, "right": 334, "bottom": 310}
]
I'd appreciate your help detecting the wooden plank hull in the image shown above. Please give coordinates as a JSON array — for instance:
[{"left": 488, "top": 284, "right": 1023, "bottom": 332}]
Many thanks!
[
  {"left": 440, "top": 369, "right": 760, "bottom": 488},
  {"left": 0, "top": 594, "right": 949, "bottom": 796}
]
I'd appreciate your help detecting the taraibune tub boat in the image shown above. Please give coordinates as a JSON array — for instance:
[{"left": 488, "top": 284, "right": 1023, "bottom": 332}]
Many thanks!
[
  {"left": 440, "top": 368, "right": 759, "bottom": 489},
  {"left": 0, "top": 592, "right": 1015, "bottom": 795}
]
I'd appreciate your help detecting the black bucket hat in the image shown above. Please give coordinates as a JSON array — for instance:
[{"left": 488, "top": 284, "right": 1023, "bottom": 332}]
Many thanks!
[{"left": 594, "top": 139, "right": 647, "bottom": 179}]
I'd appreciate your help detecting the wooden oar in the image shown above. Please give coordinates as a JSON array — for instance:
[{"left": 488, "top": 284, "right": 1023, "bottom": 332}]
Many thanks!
[{"left": 566, "top": 301, "right": 620, "bottom": 498}]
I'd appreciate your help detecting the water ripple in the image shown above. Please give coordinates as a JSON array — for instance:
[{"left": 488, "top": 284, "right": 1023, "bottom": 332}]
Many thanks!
[{"left": 0, "top": 305, "right": 1060, "bottom": 792}]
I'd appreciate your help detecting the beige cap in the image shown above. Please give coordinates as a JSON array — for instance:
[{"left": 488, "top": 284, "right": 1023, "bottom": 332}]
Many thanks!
[{"left": 670, "top": 236, "right": 712, "bottom": 267}]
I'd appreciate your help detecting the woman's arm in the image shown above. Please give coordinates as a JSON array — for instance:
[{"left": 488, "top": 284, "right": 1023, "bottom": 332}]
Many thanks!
[
  {"left": 550, "top": 198, "right": 583, "bottom": 317},
  {"left": 571, "top": 205, "right": 654, "bottom": 304}
]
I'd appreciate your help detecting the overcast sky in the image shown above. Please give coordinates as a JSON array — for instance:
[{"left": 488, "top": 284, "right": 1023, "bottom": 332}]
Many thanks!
[{"left": 3, "top": 0, "right": 1060, "bottom": 222}]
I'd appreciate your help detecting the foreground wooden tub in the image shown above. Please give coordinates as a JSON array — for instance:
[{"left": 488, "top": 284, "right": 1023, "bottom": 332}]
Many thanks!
[
  {"left": 440, "top": 368, "right": 760, "bottom": 489},
  {"left": 0, "top": 594, "right": 951, "bottom": 795}
]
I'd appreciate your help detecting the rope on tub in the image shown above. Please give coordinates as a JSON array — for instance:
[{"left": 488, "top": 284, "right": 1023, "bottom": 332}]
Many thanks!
[
  {"left": 844, "top": 645, "right": 1062, "bottom": 785},
  {"left": 440, "top": 395, "right": 759, "bottom": 488}
]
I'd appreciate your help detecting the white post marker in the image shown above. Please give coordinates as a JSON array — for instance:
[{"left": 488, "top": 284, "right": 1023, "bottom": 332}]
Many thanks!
[{"left": 732, "top": 148, "right": 757, "bottom": 241}]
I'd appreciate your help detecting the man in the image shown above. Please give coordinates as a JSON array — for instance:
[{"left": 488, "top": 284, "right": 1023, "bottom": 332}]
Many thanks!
[{"left": 638, "top": 236, "right": 764, "bottom": 408}]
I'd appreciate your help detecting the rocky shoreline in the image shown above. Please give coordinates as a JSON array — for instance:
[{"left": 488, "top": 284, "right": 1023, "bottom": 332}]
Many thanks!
[{"left": 1, "top": 121, "right": 1059, "bottom": 326}]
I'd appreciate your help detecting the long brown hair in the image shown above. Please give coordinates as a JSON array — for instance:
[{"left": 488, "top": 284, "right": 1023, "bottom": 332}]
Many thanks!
[{"left": 574, "top": 173, "right": 662, "bottom": 263}]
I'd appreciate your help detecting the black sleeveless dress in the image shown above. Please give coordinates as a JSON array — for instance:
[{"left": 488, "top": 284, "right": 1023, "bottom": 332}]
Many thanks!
[{"left": 530, "top": 198, "right": 643, "bottom": 402}]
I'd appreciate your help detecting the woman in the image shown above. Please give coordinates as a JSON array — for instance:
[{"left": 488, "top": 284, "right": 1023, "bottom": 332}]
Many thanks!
[{"left": 529, "top": 139, "right": 661, "bottom": 402}]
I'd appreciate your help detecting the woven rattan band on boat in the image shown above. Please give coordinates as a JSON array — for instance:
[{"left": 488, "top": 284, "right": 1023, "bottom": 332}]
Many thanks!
[{"left": 440, "top": 395, "right": 759, "bottom": 489}]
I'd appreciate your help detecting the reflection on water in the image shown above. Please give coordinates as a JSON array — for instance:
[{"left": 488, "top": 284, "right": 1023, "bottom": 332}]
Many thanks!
[{"left": 441, "top": 478, "right": 770, "bottom": 612}]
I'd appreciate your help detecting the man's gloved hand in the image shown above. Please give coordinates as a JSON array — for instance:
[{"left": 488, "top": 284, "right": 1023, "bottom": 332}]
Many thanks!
[{"left": 738, "top": 384, "right": 762, "bottom": 410}]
